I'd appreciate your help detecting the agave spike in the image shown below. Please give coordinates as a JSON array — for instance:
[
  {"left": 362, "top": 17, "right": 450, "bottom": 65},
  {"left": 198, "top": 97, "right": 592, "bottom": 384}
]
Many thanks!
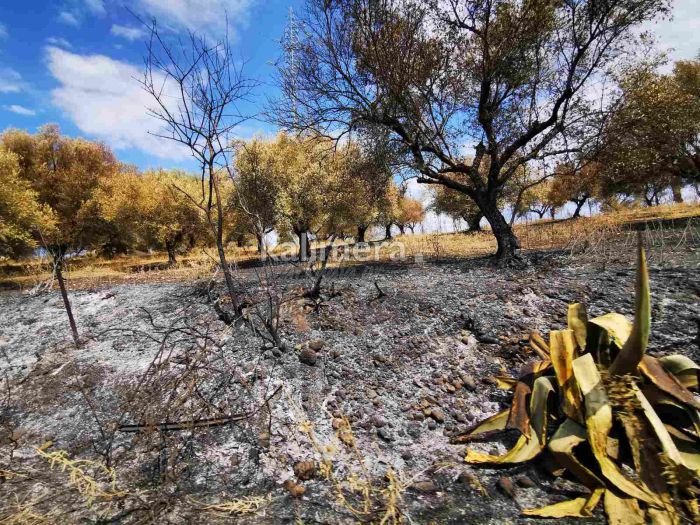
[{"left": 609, "top": 232, "right": 650, "bottom": 376}]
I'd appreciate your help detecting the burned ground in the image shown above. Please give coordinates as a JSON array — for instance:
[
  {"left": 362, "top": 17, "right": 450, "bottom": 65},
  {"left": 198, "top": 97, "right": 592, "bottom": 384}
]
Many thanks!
[{"left": 0, "top": 232, "right": 698, "bottom": 523}]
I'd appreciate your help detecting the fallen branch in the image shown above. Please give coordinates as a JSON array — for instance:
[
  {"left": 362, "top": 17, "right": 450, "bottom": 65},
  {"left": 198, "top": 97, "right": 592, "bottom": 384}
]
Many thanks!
[{"left": 118, "top": 385, "right": 282, "bottom": 433}]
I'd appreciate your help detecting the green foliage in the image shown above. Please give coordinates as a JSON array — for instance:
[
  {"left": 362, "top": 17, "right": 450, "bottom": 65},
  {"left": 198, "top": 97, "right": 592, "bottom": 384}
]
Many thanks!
[
  {"left": 1, "top": 125, "right": 117, "bottom": 256},
  {"left": 0, "top": 146, "right": 56, "bottom": 258},
  {"left": 598, "top": 59, "right": 700, "bottom": 202}
]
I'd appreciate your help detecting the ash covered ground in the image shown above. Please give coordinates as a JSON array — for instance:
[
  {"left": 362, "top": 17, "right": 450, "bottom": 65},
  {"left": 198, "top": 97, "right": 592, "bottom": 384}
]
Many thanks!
[{"left": 1, "top": 239, "right": 698, "bottom": 523}]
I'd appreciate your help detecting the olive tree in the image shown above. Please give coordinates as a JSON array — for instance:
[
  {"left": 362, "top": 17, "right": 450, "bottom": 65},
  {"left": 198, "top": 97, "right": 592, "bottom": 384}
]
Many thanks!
[{"left": 276, "top": 0, "right": 669, "bottom": 260}]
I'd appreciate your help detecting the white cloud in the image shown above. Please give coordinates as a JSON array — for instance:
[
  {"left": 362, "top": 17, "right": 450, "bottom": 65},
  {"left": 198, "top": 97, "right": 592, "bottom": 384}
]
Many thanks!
[
  {"left": 0, "top": 68, "right": 24, "bottom": 93},
  {"left": 133, "top": 0, "right": 253, "bottom": 36},
  {"left": 46, "top": 37, "right": 72, "bottom": 48},
  {"left": 83, "top": 0, "right": 106, "bottom": 16},
  {"left": 3, "top": 104, "right": 36, "bottom": 116},
  {"left": 647, "top": 0, "right": 700, "bottom": 61},
  {"left": 45, "top": 46, "right": 190, "bottom": 160},
  {"left": 0, "top": 23, "right": 8, "bottom": 39},
  {"left": 110, "top": 24, "right": 147, "bottom": 41},
  {"left": 58, "top": 11, "right": 80, "bottom": 27}
]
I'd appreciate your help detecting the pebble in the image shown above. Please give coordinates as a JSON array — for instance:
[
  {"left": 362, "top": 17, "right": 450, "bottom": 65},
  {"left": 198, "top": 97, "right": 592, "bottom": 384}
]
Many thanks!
[
  {"left": 371, "top": 414, "right": 389, "bottom": 428},
  {"left": 460, "top": 373, "right": 477, "bottom": 391},
  {"left": 299, "top": 348, "right": 318, "bottom": 366},
  {"left": 293, "top": 460, "right": 316, "bottom": 481},
  {"left": 412, "top": 481, "right": 437, "bottom": 493},
  {"left": 308, "top": 339, "right": 325, "bottom": 351},
  {"left": 516, "top": 475, "right": 536, "bottom": 488},
  {"left": 377, "top": 428, "right": 394, "bottom": 441},
  {"left": 497, "top": 476, "right": 516, "bottom": 498},
  {"left": 429, "top": 408, "right": 445, "bottom": 423}
]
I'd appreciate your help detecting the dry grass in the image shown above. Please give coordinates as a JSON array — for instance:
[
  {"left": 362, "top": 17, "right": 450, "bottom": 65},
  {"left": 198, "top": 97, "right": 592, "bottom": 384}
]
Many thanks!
[{"left": 2, "top": 202, "right": 698, "bottom": 290}]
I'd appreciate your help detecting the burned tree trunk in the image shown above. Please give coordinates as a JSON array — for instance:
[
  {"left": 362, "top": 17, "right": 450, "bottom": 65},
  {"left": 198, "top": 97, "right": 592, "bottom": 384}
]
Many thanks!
[{"left": 53, "top": 250, "right": 80, "bottom": 347}]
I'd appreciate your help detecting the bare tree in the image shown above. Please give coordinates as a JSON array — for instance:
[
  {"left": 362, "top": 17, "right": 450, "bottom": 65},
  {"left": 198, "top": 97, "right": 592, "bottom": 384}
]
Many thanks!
[
  {"left": 275, "top": 0, "right": 668, "bottom": 261},
  {"left": 140, "top": 19, "right": 255, "bottom": 311}
]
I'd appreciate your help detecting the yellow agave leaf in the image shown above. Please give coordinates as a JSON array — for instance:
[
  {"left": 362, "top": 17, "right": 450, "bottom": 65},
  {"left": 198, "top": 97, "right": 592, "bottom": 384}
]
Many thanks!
[
  {"left": 610, "top": 240, "right": 651, "bottom": 376},
  {"left": 648, "top": 508, "right": 681, "bottom": 525},
  {"left": 635, "top": 386, "right": 700, "bottom": 475},
  {"left": 506, "top": 380, "right": 532, "bottom": 436},
  {"left": 567, "top": 303, "right": 588, "bottom": 351},
  {"left": 549, "top": 329, "right": 583, "bottom": 422},
  {"left": 572, "top": 353, "right": 659, "bottom": 505},
  {"left": 658, "top": 354, "right": 700, "bottom": 390},
  {"left": 640, "top": 356, "right": 700, "bottom": 410},
  {"left": 529, "top": 331, "right": 550, "bottom": 360},
  {"left": 675, "top": 439, "right": 700, "bottom": 470},
  {"left": 493, "top": 376, "right": 517, "bottom": 390},
  {"left": 588, "top": 313, "right": 631, "bottom": 349},
  {"left": 451, "top": 409, "right": 509, "bottom": 443},
  {"left": 466, "top": 377, "right": 555, "bottom": 464},
  {"left": 604, "top": 490, "right": 645, "bottom": 525},
  {"left": 522, "top": 487, "right": 603, "bottom": 518},
  {"left": 548, "top": 418, "right": 604, "bottom": 489}
]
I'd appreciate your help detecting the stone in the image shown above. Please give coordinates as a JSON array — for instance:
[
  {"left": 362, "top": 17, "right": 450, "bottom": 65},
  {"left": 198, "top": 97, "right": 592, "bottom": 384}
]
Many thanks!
[
  {"left": 308, "top": 339, "right": 325, "bottom": 351},
  {"left": 515, "top": 475, "right": 536, "bottom": 488},
  {"left": 283, "top": 479, "right": 306, "bottom": 498},
  {"left": 293, "top": 460, "right": 316, "bottom": 481},
  {"left": 412, "top": 481, "right": 437, "bottom": 493},
  {"left": 377, "top": 428, "right": 394, "bottom": 441},
  {"left": 258, "top": 432, "right": 270, "bottom": 448},
  {"left": 497, "top": 476, "right": 516, "bottom": 498},
  {"left": 427, "top": 419, "right": 437, "bottom": 430},
  {"left": 299, "top": 348, "right": 318, "bottom": 366},
  {"left": 478, "top": 335, "right": 500, "bottom": 345},
  {"left": 460, "top": 373, "right": 477, "bottom": 391},
  {"left": 371, "top": 414, "right": 389, "bottom": 428},
  {"left": 430, "top": 408, "right": 445, "bottom": 423}
]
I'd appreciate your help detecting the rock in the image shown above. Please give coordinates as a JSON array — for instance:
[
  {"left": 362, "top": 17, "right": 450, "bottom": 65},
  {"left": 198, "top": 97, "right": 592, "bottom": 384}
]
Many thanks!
[
  {"left": 377, "top": 428, "right": 394, "bottom": 441},
  {"left": 401, "top": 450, "right": 413, "bottom": 460},
  {"left": 308, "top": 339, "right": 325, "bottom": 351},
  {"left": 457, "top": 471, "right": 478, "bottom": 486},
  {"left": 427, "top": 419, "right": 437, "bottom": 430},
  {"left": 371, "top": 414, "right": 389, "bottom": 428},
  {"left": 478, "top": 334, "right": 500, "bottom": 345},
  {"left": 283, "top": 479, "right": 306, "bottom": 498},
  {"left": 258, "top": 432, "right": 270, "bottom": 448},
  {"left": 515, "top": 475, "right": 536, "bottom": 488},
  {"left": 429, "top": 408, "right": 445, "bottom": 423},
  {"left": 293, "top": 460, "right": 316, "bottom": 481},
  {"left": 412, "top": 481, "right": 438, "bottom": 493},
  {"left": 497, "top": 476, "right": 516, "bottom": 498},
  {"left": 299, "top": 348, "right": 318, "bottom": 366},
  {"left": 460, "top": 373, "right": 477, "bottom": 391}
]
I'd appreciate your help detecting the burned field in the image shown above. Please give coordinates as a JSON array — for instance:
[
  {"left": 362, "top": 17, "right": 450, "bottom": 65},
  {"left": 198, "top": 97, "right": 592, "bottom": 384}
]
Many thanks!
[{"left": 1, "top": 229, "right": 698, "bottom": 523}]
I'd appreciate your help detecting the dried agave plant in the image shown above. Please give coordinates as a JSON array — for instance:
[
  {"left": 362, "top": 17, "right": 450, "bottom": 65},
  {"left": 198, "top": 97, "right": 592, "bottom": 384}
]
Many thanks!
[{"left": 454, "top": 237, "right": 700, "bottom": 523}]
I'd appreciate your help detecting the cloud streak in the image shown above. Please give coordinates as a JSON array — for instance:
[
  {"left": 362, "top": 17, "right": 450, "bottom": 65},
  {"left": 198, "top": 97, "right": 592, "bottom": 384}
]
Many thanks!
[
  {"left": 46, "top": 46, "right": 190, "bottom": 160},
  {"left": 3, "top": 104, "right": 36, "bottom": 116}
]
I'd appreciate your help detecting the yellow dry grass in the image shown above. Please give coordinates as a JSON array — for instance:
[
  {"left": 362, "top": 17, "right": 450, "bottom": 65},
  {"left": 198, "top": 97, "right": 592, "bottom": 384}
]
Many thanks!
[{"left": 1, "top": 202, "right": 698, "bottom": 289}]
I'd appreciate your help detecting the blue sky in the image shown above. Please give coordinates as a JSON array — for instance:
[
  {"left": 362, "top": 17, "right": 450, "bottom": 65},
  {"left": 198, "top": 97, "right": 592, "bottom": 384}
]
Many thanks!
[
  {"left": 0, "top": 0, "right": 698, "bottom": 174},
  {"left": 0, "top": 0, "right": 304, "bottom": 170}
]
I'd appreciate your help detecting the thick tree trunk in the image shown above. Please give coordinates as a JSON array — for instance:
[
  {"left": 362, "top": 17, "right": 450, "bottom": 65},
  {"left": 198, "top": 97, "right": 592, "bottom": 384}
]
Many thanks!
[
  {"left": 477, "top": 194, "right": 520, "bottom": 260},
  {"left": 464, "top": 211, "right": 483, "bottom": 232},
  {"left": 296, "top": 229, "right": 311, "bottom": 261},
  {"left": 54, "top": 254, "right": 80, "bottom": 347},
  {"left": 166, "top": 242, "right": 177, "bottom": 265},
  {"left": 356, "top": 225, "right": 367, "bottom": 243},
  {"left": 572, "top": 198, "right": 587, "bottom": 218},
  {"left": 385, "top": 224, "right": 393, "bottom": 240},
  {"left": 398, "top": 224, "right": 405, "bottom": 235},
  {"left": 671, "top": 178, "right": 684, "bottom": 203},
  {"left": 255, "top": 232, "right": 264, "bottom": 253}
]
